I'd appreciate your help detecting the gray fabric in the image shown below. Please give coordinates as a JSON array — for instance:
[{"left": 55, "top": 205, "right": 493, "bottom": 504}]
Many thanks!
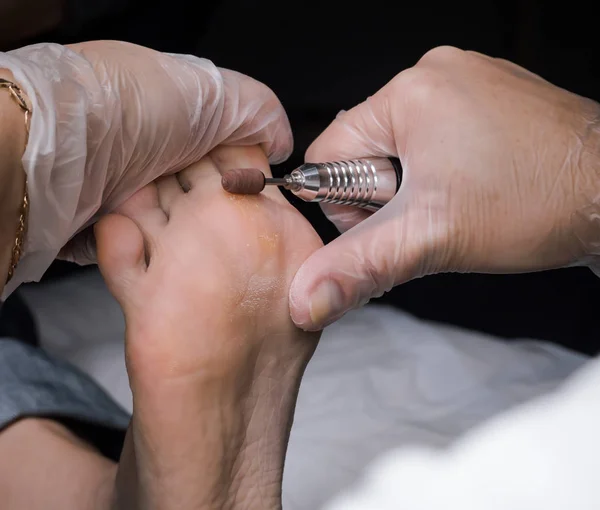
[{"left": 0, "top": 337, "right": 130, "bottom": 432}]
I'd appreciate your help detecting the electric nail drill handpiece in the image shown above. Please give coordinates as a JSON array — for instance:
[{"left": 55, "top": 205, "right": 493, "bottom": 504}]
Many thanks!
[{"left": 221, "top": 157, "right": 402, "bottom": 212}]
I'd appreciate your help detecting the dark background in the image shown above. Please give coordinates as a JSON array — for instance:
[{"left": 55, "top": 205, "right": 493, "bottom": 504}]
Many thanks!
[{"left": 2, "top": 0, "right": 600, "bottom": 354}]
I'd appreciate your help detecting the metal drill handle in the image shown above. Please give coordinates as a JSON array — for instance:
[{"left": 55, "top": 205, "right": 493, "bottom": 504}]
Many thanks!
[{"left": 290, "top": 157, "right": 402, "bottom": 212}]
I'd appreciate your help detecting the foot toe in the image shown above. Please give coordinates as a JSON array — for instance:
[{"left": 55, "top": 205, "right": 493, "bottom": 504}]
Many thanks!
[{"left": 96, "top": 214, "right": 146, "bottom": 309}]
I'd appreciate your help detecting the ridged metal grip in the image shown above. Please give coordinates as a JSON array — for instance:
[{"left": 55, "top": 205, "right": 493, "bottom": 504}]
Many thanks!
[{"left": 291, "top": 157, "right": 400, "bottom": 211}]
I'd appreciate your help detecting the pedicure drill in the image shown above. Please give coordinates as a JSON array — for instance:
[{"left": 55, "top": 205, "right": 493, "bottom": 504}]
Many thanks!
[{"left": 221, "top": 157, "right": 402, "bottom": 212}]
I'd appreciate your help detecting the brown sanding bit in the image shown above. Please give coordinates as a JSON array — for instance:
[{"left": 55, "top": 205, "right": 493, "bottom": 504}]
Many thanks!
[{"left": 221, "top": 168, "right": 290, "bottom": 195}]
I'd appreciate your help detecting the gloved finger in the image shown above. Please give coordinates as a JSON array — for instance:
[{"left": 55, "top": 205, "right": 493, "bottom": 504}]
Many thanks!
[
  {"left": 215, "top": 68, "right": 293, "bottom": 165},
  {"left": 58, "top": 227, "right": 97, "bottom": 265},
  {"left": 147, "top": 52, "right": 294, "bottom": 167},
  {"left": 210, "top": 144, "right": 272, "bottom": 177},
  {"left": 305, "top": 87, "right": 403, "bottom": 232},
  {"left": 305, "top": 91, "right": 400, "bottom": 164},
  {"left": 320, "top": 203, "right": 372, "bottom": 233},
  {"left": 289, "top": 200, "right": 442, "bottom": 331},
  {"left": 68, "top": 45, "right": 293, "bottom": 200}
]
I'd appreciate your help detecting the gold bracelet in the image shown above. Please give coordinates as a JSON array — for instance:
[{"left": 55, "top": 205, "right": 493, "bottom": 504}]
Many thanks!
[{"left": 0, "top": 78, "right": 31, "bottom": 284}]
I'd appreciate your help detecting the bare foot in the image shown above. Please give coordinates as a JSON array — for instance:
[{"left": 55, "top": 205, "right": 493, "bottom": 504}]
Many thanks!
[{"left": 96, "top": 146, "right": 323, "bottom": 509}]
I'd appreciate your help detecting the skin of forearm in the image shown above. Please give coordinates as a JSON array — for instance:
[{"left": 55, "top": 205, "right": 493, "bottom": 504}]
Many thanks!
[
  {"left": 0, "top": 68, "right": 29, "bottom": 292},
  {"left": 0, "top": 418, "right": 117, "bottom": 510}
]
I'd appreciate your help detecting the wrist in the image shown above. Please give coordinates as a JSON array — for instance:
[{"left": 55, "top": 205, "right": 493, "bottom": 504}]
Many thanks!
[{"left": 0, "top": 69, "right": 28, "bottom": 288}]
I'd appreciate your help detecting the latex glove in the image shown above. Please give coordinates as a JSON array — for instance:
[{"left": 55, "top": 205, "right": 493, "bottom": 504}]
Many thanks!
[
  {"left": 0, "top": 41, "right": 292, "bottom": 296},
  {"left": 290, "top": 46, "right": 600, "bottom": 331}
]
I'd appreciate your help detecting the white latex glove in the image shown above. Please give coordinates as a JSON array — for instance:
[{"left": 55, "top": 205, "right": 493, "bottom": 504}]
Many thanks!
[
  {"left": 290, "top": 46, "right": 600, "bottom": 331},
  {"left": 0, "top": 41, "right": 292, "bottom": 296}
]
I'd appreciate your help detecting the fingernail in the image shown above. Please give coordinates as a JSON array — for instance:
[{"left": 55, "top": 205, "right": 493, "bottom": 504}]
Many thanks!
[{"left": 308, "top": 280, "right": 345, "bottom": 330}]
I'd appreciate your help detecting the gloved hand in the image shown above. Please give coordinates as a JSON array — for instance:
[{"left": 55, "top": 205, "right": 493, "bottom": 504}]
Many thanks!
[
  {"left": 0, "top": 41, "right": 292, "bottom": 295},
  {"left": 289, "top": 46, "right": 600, "bottom": 331}
]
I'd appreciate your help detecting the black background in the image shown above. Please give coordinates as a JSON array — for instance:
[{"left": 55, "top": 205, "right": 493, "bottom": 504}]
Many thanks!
[{"left": 5, "top": 0, "right": 600, "bottom": 354}]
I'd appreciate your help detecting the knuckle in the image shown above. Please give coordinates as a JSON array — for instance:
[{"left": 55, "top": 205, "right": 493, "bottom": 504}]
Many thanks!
[
  {"left": 390, "top": 46, "right": 469, "bottom": 107},
  {"left": 390, "top": 66, "right": 444, "bottom": 108},
  {"left": 418, "top": 45, "right": 466, "bottom": 66}
]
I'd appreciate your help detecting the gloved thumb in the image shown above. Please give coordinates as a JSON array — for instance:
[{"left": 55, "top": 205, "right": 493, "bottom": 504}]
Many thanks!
[
  {"left": 290, "top": 77, "right": 419, "bottom": 330},
  {"left": 289, "top": 197, "right": 437, "bottom": 331}
]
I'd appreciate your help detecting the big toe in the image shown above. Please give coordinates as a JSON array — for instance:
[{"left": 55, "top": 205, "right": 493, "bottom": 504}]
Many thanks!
[{"left": 95, "top": 214, "right": 146, "bottom": 309}]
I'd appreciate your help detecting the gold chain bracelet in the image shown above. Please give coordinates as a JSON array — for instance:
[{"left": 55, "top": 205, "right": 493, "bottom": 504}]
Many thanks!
[{"left": 0, "top": 78, "right": 31, "bottom": 284}]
